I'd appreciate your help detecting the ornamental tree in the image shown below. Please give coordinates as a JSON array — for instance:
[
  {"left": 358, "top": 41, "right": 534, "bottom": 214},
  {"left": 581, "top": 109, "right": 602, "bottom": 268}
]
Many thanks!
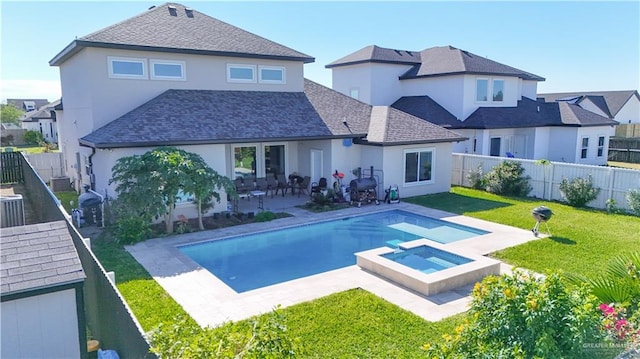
[{"left": 110, "top": 147, "right": 234, "bottom": 234}]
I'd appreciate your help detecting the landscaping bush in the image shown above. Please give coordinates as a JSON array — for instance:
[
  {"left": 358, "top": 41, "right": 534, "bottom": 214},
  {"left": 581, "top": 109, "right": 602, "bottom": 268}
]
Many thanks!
[
  {"left": 627, "top": 189, "right": 640, "bottom": 216},
  {"left": 559, "top": 175, "right": 600, "bottom": 207},
  {"left": 23, "top": 130, "right": 44, "bottom": 145},
  {"left": 483, "top": 160, "right": 532, "bottom": 196},
  {"left": 149, "top": 307, "right": 303, "bottom": 358},
  {"left": 109, "top": 199, "right": 152, "bottom": 244},
  {"left": 254, "top": 211, "right": 277, "bottom": 222},
  {"left": 466, "top": 164, "right": 485, "bottom": 190},
  {"left": 423, "top": 271, "right": 611, "bottom": 358}
]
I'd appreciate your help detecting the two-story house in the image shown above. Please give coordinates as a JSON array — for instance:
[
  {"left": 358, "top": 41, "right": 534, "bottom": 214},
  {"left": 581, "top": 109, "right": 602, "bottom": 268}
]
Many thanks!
[
  {"left": 50, "top": 3, "right": 465, "bottom": 219},
  {"left": 327, "top": 45, "right": 619, "bottom": 165},
  {"left": 19, "top": 100, "right": 60, "bottom": 143}
]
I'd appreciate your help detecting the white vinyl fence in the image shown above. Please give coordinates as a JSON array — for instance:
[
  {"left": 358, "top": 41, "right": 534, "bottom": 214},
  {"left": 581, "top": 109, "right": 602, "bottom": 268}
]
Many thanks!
[
  {"left": 24, "top": 152, "right": 65, "bottom": 183},
  {"left": 452, "top": 153, "right": 640, "bottom": 212}
]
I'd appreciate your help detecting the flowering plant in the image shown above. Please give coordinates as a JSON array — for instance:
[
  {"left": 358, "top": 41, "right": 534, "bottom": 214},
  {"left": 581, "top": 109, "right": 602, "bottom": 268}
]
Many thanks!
[{"left": 599, "top": 303, "right": 640, "bottom": 349}]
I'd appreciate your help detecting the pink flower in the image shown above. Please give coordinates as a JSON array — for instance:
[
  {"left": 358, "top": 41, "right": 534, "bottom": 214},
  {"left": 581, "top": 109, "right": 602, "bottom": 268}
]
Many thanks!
[
  {"left": 599, "top": 303, "right": 615, "bottom": 315},
  {"left": 615, "top": 319, "right": 628, "bottom": 330}
]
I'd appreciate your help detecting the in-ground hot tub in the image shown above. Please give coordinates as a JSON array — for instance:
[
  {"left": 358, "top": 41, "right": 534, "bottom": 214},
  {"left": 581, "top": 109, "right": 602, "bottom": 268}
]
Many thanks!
[{"left": 356, "top": 239, "right": 501, "bottom": 296}]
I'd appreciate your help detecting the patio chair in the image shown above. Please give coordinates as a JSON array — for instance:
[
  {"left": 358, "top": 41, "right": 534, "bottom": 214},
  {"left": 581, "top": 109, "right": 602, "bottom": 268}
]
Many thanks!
[
  {"left": 255, "top": 177, "right": 268, "bottom": 192},
  {"left": 234, "top": 178, "right": 251, "bottom": 199},
  {"left": 296, "top": 176, "right": 311, "bottom": 197},
  {"left": 265, "top": 175, "right": 277, "bottom": 198},
  {"left": 275, "top": 174, "right": 289, "bottom": 197}
]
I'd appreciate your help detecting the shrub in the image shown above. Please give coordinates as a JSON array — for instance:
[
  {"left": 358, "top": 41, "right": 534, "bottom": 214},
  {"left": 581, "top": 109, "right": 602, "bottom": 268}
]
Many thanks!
[
  {"left": 254, "top": 211, "right": 277, "bottom": 222},
  {"left": 627, "top": 189, "right": 640, "bottom": 216},
  {"left": 466, "top": 164, "right": 485, "bottom": 190},
  {"left": 23, "top": 130, "right": 44, "bottom": 145},
  {"left": 483, "top": 160, "right": 532, "bottom": 196},
  {"left": 423, "top": 271, "right": 611, "bottom": 358},
  {"left": 559, "top": 175, "right": 600, "bottom": 207},
  {"left": 149, "top": 307, "right": 303, "bottom": 358},
  {"left": 109, "top": 199, "right": 152, "bottom": 244}
]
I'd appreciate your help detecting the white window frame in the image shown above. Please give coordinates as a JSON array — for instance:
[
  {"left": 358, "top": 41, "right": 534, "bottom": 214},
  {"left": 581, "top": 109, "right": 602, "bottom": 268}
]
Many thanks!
[
  {"left": 227, "top": 64, "right": 256, "bottom": 83},
  {"left": 258, "top": 65, "right": 285, "bottom": 84},
  {"left": 597, "top": 135, "right": 605, "bottom": 157},
  {"left": 108, "top": 56, "right": 147, "bottom": 79},
  {"left": 403, "top": 148, "right": 435, "bottom": 186},
  {"left": 581, "top": 137, "right": 589, "bottom": 159},
  {"left": 150, "top": 59, "right": 186, "bottom": 81},
  {"left": 476, "top": 78, "right": 489, "bottom": 102}
]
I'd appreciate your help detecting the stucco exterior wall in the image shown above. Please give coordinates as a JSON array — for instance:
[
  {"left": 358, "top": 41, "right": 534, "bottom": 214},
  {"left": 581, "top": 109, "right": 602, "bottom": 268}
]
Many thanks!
[
  {"left": 1, "top": 289, "right": 81, "bottom": 359},
  {"left": 520, "top": 80, "right": 538, "bottom": 100},
  {"left": 331, "top": 65, "right": 373, "bottom": 103},
  {"left": 369, "top": 64, "right": 413, "bottom": 105},
  {"left": 548, "top": 127, "right": 578, "bottom": 163},
  {"left": 401, "top": 75, "right": 466, "bottom": 120},
  {"left": 574, "top": 126, "right": 615, "bottom": 166},
  {"left": 615, "top": 95, "right": 640, "bottom": 124},
  {"left": 461, "top": 75, "right": 520, "bottom": 120}
]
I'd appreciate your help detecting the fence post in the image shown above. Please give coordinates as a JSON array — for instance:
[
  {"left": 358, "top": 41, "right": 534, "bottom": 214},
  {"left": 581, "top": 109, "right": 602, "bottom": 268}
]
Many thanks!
[
  {"left": 607, "top": 167, "right": 615, "bottom": 202},
  {"left": 460, "top": 154, "right": 465, "bottom": 185}
]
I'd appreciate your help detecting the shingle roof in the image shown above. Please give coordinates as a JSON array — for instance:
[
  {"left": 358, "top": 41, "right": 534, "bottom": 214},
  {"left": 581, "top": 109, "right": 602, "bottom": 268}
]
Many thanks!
[
  {"left": 50, "top": 2, "right": 313, "bottom": 66},
  {"left": 327, "top": 45, "right": 544, "bottom": 81},
  {"left": 80, "top": 79, "right": 464, "bottom": 148},
  {"left": 363, "top": 106, "right": 466, "bottom": 145},
  {"left": 20, "top": 100, "right": 60, "bottom": 122},
  {"left": 578, "top": 95, "right": 612, "bottom": 118},
  {"left": 391, "top": 96, "right": 461, "bottom": 128},
  {"left": 463, "top": 97, "right": 617, "bottom": 129},
  {"left": 326, "top": 45, "right": 421, "bottom": 68},
  {"left": 1, "top": 221, "right": 85, "bottom": 297},
  {"left": 6, "top": 99, "right": 50, "bottom": 111},
  {"left": 537, "top": 90, "right": 639, "bottom": 117}
]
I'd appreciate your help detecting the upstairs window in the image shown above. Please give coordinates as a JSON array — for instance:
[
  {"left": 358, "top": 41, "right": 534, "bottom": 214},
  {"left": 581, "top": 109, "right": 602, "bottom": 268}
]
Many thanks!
[
  {"left": 581, "top": 137, "right": 589, "bottom": 159},
  {"left": 108, "top": 57, "right": 146, "bottom": 79},
  {"left": 476, "top": 79, "right": 488, "bottom": 102},
  {"left": 150, "top": 60, "right": 185, "bottom": 80},
  {"left": 492, "top": 79, "right": 504, "bottom": 102},
  {"left": 349, "top": 88, "right": 360, "bottom": 100},
  {"left": 597, "top": 136, "right": 605, "bottom": 157},
  {"left": 227, "top": 64, "right": 256, "bottom": 83},
  {"left": 258, "top": 66, "right": 285, "bottom": 84}
]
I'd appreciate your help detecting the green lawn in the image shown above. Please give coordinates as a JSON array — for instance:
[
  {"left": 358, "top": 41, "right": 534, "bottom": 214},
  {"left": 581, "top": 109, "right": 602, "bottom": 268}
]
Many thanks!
[
  {"left": 1, "top": 145, "right": 58, "bottom": 154},
  {"left": 405, "top": 186, "right": 640, "bottom": 279},
  {"left": 54, "top": 191, "right": 78, "bottom": 213},
  {"left": 83, "top": 187, "right": 639, "bottom": 356}
]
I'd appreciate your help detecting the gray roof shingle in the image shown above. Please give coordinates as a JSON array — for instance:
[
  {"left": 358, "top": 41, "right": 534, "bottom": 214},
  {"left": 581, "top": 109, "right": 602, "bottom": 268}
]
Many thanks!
[
  {"left": 463, "top": 97, "right": 617, "bottom": 129},
  {"left": 391, "top": 96, "right": 461, "bottom": 128},
  {"left": 50, "top": 2, "right": 313, "bottom": 66},
  {"left": 537, "top": 90, "right": 639, "bottom": 117},
  {"left": 6, "top": 99, "right": 50, "bottom": 111},
  {"left": 80, "top": 79, "right": 465, "bottom": 148},
  {"left": 363, "top": 106, "right": 466, "bottom": 145},
  {"left": 327, "top": 45, "right": 544, "bottom": 81},
  {"left": 1, "top": 221, "right": 84, "bottom": 297},
  {"left": 326, "top": 45, "right": 421, "bottom": 68}
]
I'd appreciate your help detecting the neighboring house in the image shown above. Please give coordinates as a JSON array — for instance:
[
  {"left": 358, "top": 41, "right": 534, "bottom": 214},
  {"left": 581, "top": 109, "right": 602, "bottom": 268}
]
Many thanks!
[
  {"left": 6, "top": 98, "right": 50, "bottom": 112},
  {"left": 1, "top": 123, "right": 25, "bottom": 146},
  {"left": 50, "top": 3, "right": 465, "bottom": 218},
  {"left": 1, "top": 221, "right": 86, "bottom": 358},
  {"left": 538, "top": 90, "right": 640, "bottom": 125},
  {"left": 327, "top": 45, "right": 619, "bottom": 165},
  {"left": 19, "top": 100, "right": 60, "bottom": 143}
]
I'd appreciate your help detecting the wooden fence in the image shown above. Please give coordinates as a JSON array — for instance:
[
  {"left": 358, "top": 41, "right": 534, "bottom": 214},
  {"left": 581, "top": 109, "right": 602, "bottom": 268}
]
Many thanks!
[
  {"left": 451, "top": 153, "right": 640, "bottom": 211},
  {"left": 615, "top": 124, "right": 640, "bottom": 138},
  {"left": 0, "top": 152, "right": 24, "bottom": 184},
  {"left": 608, "top": 138, "right": 640, "bottom": 163}
]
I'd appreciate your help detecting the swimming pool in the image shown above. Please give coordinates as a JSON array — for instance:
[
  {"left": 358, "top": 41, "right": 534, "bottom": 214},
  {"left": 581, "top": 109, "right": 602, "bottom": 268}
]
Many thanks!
[{"left": 179, "top": 210, "right": 489, "bottom": 293}]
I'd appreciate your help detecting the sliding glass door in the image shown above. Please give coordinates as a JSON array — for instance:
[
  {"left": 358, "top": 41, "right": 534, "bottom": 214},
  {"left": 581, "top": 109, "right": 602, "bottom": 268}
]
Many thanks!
[{"left": 232, "top": 143, "right": 287, "bottom": 180}]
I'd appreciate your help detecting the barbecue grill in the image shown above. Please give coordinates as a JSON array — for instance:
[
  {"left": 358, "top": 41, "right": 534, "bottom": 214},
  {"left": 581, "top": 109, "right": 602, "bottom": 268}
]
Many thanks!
[
  {"left": 531, "top": 205, "right": 552, "bottom": 236},
  {"left": 350, "top": 166, "right": 380, "bottom": 207}
]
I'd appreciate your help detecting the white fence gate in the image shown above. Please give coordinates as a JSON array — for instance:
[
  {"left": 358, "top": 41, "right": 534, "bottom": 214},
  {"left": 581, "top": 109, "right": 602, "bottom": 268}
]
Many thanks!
[
  {"left": 24, "top": 152, "right": 65, "bottom": 184},
  {"left": 452, "top": 153, "right": 640, "bottom": 211}
]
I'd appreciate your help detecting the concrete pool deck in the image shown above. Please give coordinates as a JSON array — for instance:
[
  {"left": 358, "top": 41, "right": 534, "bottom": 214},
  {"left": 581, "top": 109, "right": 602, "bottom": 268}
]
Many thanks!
[{"left": 126, "top": 202, "right": 540, "bottom": 328}]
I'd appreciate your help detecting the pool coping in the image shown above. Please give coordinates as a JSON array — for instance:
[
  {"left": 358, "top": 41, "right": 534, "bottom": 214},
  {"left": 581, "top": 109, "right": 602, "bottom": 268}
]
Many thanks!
[{"left": 126, "top": 202, "right": 540, "bottom": 328}]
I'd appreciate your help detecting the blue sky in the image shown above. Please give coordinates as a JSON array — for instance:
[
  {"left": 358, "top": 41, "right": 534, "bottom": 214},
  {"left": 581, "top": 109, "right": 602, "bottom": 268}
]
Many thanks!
[{"left": 1, "top": 1, "right": 638, "bottom": 102}]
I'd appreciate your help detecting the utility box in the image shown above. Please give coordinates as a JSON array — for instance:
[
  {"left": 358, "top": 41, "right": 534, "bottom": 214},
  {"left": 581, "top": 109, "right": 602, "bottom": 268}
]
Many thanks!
[
  {"left": 50, "top": 176, "right": 71, "bottom": 192},
  {"left": 1, "top": 195, "right": 25, "bottom": 227}
]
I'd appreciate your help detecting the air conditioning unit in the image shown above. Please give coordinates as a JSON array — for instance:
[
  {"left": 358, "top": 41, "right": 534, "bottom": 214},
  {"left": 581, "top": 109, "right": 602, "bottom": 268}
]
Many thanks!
[{"left": 1, "top": 195, "right": 25, "bottom": 228}]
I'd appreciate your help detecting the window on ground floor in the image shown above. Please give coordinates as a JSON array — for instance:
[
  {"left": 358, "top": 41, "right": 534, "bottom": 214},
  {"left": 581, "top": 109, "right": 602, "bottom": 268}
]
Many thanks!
[
  {"left": 581, "top": 137, "right": 589, "bottom": 159},
  {"left": 597, "top": 136, "right": 605, "bottom": 157},
  {"left": 264, "top": 145, "right": 285, "bottom": 176},
  {"left": 404, "top": 149, "right": 433, "bottom": 184},
  {"left": 234, "top": 146, "right": 257, "bottom": 180},
  {"left": 490, "top": 137, "right": 501, "bottom": 156}
]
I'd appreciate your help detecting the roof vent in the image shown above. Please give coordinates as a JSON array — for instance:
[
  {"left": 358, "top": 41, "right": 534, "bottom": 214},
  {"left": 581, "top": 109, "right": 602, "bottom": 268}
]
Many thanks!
[
  {"left": 168, "top": 5, "right": 177, "bottom": 16},
  {"left": 148, "top": 5, "right": 156, "bottom": 10},
  {"left": 185, "top": 7, "right": 193, "bottom": 17},
  {"left": 394, "top": 50, "right": 403, "bottom": 56},
  {"left": 406, "top": 51, "right": 413, "bottom": 56}
]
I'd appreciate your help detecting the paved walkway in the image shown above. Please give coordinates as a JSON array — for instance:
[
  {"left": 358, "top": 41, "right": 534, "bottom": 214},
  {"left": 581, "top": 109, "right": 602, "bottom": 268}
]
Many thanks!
[{"left": 126, "top": 202, "right": 539, "bottom": 328}]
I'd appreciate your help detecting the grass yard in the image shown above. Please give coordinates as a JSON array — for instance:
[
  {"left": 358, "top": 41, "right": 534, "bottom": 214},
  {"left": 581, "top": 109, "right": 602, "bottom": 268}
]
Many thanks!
[
  {"left": 405, "top": 186, "right": 640, "bottom": 279},
  {"left": 84, "top": 187, "right": 639, "bottom": 356},
  {"left": 54, "top": 191, "right": 78, "bottom": 213},
  {"left": 0, "top": 145, "right": 58, "bottom": 154}
]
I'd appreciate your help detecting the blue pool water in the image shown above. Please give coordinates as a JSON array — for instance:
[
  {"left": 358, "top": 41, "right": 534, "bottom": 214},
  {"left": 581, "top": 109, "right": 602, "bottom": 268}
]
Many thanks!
[
  {"left": 179, "top": 210, "right": 488, "bottom": 293},
  {"left": 382, "top": 245, "right": 473, "bottom": 274}
]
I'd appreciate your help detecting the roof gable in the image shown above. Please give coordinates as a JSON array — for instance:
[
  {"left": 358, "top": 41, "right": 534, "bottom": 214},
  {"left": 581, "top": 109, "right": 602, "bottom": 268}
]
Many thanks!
[
  {"left": 50, "top": 3, "right": 313, "bottom": 66},
  {"left": 538, "top": 90, "right": 639, "bottom": 117}
]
